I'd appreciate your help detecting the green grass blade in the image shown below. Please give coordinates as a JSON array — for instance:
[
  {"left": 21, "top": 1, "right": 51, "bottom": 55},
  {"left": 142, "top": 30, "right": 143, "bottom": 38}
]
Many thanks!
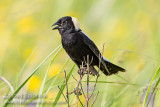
[
  {"left": 15, "top": 48, "right": 35, "bottom": 88},
  {"left": 116, "top": 74, "right": 130, "bottom": 83},
  {"left": 146, "top": 76, "right": 160, "bottom": 107},
  {"left": 2, "top": 48, "right": 35, "bottom": 105},
  {"left": 142, "top": 67, "right": 160, "bottom": 107},
  {"left": 24, "top": 82, "right": 75, "bottom": 106},
  {"left": 40, "top": 58, "right": 70, "bottom": 106},
  {"left": 3, "top": 45, "right": 62, "bottom": 107},
  {"left": 36, "top": 47, "right": 62, "bottom": 107},
  {"left": 52, "top": 64, "right": 75, "bottom": 107},
  {"left": 106, "top": 64, "right": 152, "bottom": 107},
  {"left": 45, "top": 58, "right": 70, "bottom": 85},
  {"left": 24, "top": 96, "right": 38, "bottom": 105},
  {"left": 87, "top": 81, "right": 146, "bottom": 86}
]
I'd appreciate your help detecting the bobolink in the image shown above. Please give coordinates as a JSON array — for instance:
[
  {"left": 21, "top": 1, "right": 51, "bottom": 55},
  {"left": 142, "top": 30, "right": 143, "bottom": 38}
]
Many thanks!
[{"left": 52, "top": 16, "right": 125, "bottom": 76}]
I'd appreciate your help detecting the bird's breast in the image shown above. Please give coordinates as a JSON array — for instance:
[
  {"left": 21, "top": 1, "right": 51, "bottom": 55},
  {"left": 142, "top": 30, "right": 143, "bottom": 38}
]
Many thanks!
[
  {"left": 61, "top": 34, "right": 77, "bottom": 47},
  {"left": 62, "top": 35, "right": 83, "bottom": 57}
]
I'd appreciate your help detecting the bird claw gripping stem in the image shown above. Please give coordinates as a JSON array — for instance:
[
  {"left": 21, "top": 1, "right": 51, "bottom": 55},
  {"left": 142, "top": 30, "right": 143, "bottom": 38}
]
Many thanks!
[{"left": 78, "top": 66, "right": 87, "bottom": 75}]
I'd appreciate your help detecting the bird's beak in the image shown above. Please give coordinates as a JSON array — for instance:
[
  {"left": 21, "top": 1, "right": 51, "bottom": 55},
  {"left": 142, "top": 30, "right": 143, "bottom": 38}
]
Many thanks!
[{"left": 52, "top": 22, "right": 62, "bottom": 30}]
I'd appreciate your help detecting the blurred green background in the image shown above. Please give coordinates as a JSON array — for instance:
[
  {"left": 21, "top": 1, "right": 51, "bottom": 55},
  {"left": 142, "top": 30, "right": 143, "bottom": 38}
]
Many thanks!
[{"left": 0, "top": 0, "right": 160, "bottom": 106}]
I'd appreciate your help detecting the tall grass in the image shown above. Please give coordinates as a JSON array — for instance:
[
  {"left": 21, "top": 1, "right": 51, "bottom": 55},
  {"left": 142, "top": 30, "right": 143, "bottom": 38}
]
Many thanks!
[
  {"left": 4, "top": 45, "right": 62, "bottom": 107},
  {"left": 1, "top": 0, "right": 160, "bottom": 107}
]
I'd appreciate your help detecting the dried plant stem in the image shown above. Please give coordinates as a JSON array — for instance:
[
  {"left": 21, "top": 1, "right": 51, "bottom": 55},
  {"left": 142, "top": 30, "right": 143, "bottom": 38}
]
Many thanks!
[
  {"left": 89, "top": 43, "right": 105, "bottom": 99},
  {"left": 76, "top": 96, "right": 84, "bottom": 107},
  {"left": 64, "top": 70, "right": 69, "bottom": 107},
  {"left": 89, "top": 75, "right": 99, "bottom": 100},
  {"left": 59, "top": 44, "right": 104, "bottom": 107},
  {"left": 91, "top": 91, "right": 99, "bottom": 107},
  {"left": 79, "top": 75, "right": 86, "bottom": 100},
  {"left": 76, "top": 74, "right": 83, "bottom": 89},
  {"left": 57, "top": 85, "right": 68, "bottom": 103},
  {"left": 86, "top": 55, "right": 90, "bottom": 107},
  {"left": 72, "top": 75, "right": 78, "bottom": 82}
]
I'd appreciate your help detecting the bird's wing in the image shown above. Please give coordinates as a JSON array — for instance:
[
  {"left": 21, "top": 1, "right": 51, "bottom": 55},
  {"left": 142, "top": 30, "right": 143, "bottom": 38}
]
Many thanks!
[
  {"left": 68, "top": 54, "right": 81, "bottom": 67},
  {"left": 80, "top": 31, "right": 110, "bottom": 74},
  {"left": 80, "top": 31, "right": 101, "bottom": 58}
]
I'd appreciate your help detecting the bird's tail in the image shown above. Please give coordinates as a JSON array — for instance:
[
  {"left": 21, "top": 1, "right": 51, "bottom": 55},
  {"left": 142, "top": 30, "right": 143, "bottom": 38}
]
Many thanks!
[{"left": 98, "top": 59, "right": 125, "bottom": 76}]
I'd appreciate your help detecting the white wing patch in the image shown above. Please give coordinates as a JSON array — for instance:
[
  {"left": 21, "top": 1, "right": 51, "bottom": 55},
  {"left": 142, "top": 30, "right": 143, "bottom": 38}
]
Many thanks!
[
  {"left": 103, "top": 56, "right": 110, "bottom": 62},
  {"left": 81, "top": 31, "right": 92, "bottom": 41},
  {"left": 71, "top": 17, "right": 80, "bottom": 31}
]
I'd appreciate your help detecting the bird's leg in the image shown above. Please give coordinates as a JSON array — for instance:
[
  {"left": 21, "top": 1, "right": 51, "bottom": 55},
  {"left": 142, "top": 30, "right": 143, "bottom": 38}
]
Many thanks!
[{"left": 78, "top": 65, "right": 99, "bottom": 76}]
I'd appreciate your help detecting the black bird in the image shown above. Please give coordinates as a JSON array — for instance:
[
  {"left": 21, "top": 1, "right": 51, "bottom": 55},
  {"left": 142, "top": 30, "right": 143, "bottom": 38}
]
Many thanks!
[{"left": 52, "top": 16, "right": 125, "bottom": 76}]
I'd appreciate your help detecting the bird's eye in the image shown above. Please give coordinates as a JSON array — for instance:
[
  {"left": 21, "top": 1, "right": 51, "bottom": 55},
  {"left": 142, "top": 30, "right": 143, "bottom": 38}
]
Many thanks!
[{"left": 62, "top": 21, "right": 67, "bottom": 25}]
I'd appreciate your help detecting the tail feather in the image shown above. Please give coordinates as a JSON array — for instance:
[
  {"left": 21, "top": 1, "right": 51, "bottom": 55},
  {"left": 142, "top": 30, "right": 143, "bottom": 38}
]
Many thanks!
[{"left": 99, "top": 59, "right": 125, "bottom": 76}]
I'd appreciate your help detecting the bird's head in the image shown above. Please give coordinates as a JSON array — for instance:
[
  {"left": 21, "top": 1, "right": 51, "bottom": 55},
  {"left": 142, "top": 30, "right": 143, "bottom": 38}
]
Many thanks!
[{"left": 52, "top": 16, "right": 81, "bottom": 34}]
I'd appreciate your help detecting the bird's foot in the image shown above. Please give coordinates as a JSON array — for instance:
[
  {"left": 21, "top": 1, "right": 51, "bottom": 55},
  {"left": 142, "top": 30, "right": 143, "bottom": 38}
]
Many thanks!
[{"left": 78, "top": 67, "right": 87, "bottom": 75}]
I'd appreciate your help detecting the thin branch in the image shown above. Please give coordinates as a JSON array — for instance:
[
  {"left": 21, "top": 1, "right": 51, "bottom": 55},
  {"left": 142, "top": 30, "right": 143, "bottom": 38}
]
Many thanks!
[
  {"left": 78, "top": 67, "right": 87, "bottom": 100},
  {"left": 86, "top": 55, "right": 90, "bottom": 107},
  {"left": 57, "top": 85, "right": 68, "bottom": 103},
  {"left": 89, "top": 43, "right": 105, "bottom": 99},
  {"left": 67, "top": 44, "right": 105, "bottom": 107},
  {"left": 64, "top": 70, "right": 69, "bottom": 107},
  {"left": 89, "top": 56, "right": 93, "bottom": 65},
  {"left": 76, "top": 74, "right": 83, "bottom": 89},
  {"left": 88, "top": 75, "right": 99, "bottom": 100},
  {"left": 99, "top": 43, "right": 105, "bottom": 73},
  {"left": 79, "top": 75, "right": 87, "bottom": 100},
  {"left": 91, "top": 91, "right": 99, "bottom": 107},
  {"left": 76, "top": 96, "right": 85, "bottom": 107},
  {"left": 101, "top": 44, "right": 110, "bottom": 74},
  {"left": 83, "top": 56, "right": 87, "bottom": 64},
  {"left": 72, "top": 75, "right": 78, "bottom": 82},
  {"left": 72, "top": 68, "right": 87, "bottom": 105}
]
